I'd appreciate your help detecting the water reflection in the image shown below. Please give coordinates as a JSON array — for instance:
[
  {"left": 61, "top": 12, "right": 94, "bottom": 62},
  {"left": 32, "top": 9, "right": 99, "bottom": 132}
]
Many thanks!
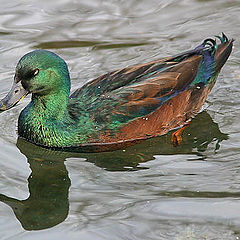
[
  {"left": 0, "top": 111, "right": 228, "bottom": 230},
  {"left": 0, "top": 142, "right": 71, "bottom": 231}
]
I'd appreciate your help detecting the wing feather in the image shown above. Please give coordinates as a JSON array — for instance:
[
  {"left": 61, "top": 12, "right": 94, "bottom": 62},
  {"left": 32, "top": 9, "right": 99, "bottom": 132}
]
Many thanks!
[{"left": 68, "top": 50, "right": 203, "bottom": 130}]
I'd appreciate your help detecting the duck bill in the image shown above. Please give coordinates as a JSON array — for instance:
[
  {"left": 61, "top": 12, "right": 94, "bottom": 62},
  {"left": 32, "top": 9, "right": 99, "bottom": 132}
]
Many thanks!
[{"left": 0, "top": 81, "right": 28, "bottom": 111}]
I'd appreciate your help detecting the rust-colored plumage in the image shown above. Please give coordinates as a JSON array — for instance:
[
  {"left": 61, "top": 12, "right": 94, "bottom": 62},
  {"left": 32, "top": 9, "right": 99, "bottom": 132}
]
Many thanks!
[{"left": 70, "top": 34, "right": 233, "bottom": 151}]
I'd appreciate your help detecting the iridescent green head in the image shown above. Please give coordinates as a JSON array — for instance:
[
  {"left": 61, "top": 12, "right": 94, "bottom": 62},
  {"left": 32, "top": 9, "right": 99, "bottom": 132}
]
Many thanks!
[
  {"left": 0, "top": 50, "right": 71, "bottom": 110},
  {"left": 16, "top": 49, "right": 70, "bottom": 95}
]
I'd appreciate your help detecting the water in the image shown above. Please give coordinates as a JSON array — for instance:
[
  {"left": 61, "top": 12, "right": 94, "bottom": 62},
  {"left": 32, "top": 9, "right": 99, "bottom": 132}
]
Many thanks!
[{"left": 0, "top": 0, "right": 239, "bottom": 239}]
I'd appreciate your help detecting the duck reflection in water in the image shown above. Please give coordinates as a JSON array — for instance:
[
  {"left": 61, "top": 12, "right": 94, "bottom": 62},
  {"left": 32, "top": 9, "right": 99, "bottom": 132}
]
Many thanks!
[
  {"left": 0, "top": 111, "right": 228, "bottom": 230},
  {"left": 0, "top": 142, "right": 71, "bottom": 231}
]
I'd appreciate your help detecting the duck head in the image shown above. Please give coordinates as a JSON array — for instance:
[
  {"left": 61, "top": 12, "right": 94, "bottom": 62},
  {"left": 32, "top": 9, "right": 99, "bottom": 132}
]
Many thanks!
[{"left": 0, "top": 49, "right": 70, "bottom": 110}]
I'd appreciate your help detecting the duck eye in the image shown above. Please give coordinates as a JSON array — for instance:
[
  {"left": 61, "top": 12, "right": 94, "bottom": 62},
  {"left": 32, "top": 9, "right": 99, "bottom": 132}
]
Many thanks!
[{"left": 33, "top": 68, "right": 39, "bottom": 76}]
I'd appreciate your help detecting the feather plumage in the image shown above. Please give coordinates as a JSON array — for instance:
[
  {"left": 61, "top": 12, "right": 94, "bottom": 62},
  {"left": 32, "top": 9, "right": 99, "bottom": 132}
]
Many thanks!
[{"left": 0, "top": 33, "right": 233, "bottom": 152}]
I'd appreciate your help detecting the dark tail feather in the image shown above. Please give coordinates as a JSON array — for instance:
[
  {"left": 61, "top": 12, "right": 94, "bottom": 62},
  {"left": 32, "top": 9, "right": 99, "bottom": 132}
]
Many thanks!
[
  {"left": 167, "top": 33, "right": 233, "bottom": 70},
  {"left": 214, "top": 33, "right": 234, "bottom": 72}
]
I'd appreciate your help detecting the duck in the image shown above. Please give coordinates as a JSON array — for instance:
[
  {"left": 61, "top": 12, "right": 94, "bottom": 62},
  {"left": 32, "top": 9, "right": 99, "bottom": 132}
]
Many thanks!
[{"left": 0, "top": 33, "right": 233, "bottom": 152}]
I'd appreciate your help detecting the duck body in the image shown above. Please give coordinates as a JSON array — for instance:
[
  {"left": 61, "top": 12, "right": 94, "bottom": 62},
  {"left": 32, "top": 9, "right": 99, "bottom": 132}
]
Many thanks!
[{"left": 0, "top": 34, "right": 233, "bottom": 152}]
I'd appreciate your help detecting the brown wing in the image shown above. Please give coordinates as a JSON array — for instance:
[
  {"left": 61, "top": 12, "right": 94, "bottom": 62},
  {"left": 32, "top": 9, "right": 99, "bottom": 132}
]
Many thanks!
[{"left": 68, "top": 53, "right": 202, "bottom": 132}]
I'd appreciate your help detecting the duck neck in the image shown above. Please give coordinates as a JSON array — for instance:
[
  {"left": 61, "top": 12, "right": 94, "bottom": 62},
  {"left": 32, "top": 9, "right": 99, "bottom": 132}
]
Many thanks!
[
  {"left": 31, "top": 89, "right": 70, "bottom": 120},
  {"left": 18, "top": 88, "right": 75, "bottom": 147}
]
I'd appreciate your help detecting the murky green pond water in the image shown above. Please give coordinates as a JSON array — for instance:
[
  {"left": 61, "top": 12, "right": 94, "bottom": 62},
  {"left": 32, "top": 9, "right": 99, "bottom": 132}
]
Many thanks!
[{"left": 0, "top": 0, "right": 239, "bottom": 239}]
